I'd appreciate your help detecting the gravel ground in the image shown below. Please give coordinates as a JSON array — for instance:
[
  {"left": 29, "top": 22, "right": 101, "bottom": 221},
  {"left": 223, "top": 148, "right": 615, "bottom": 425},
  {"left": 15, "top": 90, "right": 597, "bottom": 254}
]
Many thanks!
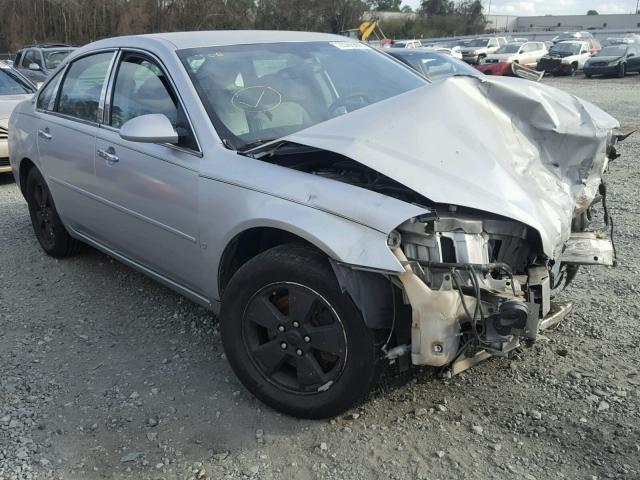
[{"left": 1, "top": 74, "right": 639, "bottom": 480}]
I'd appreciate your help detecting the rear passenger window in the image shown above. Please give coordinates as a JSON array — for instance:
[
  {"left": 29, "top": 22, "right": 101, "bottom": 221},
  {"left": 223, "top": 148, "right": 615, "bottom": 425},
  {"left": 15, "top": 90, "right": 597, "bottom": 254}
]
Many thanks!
[
  {"left": 57, "top": 52, "right": 113, "bottom": 123},
  {"left": 37, "top": 70, "right": 63, "bottom": 111}
]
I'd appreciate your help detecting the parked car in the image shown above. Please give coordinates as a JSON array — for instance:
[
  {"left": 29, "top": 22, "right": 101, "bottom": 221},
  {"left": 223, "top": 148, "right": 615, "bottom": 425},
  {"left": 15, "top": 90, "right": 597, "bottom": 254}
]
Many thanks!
[
  {"left": 480, "top": 41, "right": 548, "bottom": 70},
  {"left": 9, "top": 31, "right": 625, "bottom": 418},
  {"left": 537, "top": 40, "right": 591, "bottom": 75},
  {"left": 391, "top": 39, "right": 422, "bottom": 49},
  {"left": 387, "top": 49, "right": 481, "bottom": 81},
  {"left": 460, "top": 37, "right": 508, "bottom": 64},
  {"left": 584, "top": 43, "right": 640, "bottom": 78},
  {"left": 551, "top": 31, "right": 593, "bottom": 43},
  {"left": 429, "top": 40, "right": 464, "bottom": 59},
  {"left": 0, "top": 63, "right": 36, "bottom": 173},
  {"left": 13, "top": 44, "right": 75, "bottom": 85}
]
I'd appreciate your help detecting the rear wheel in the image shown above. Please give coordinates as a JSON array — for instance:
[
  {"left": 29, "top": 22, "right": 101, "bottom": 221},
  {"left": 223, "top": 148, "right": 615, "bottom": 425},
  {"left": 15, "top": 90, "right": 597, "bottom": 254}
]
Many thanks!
[
  {"left": 568, "top": 63, "right": 577, "bottom": 76},
  {"left": 220, "top": 244, "right": 382, "bottom": 418},
  {"left": 25, "top": 167, "right": 83, "bottom": 257}
]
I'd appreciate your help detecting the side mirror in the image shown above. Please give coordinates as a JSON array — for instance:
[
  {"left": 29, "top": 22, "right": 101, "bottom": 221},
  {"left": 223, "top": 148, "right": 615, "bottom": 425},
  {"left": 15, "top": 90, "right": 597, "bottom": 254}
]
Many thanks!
[
  {"left": 119, "top": 114, "right": 178, "bottom": 144},
  {"left": 28, "top": 62, "right": 41, "bottom": 71}
]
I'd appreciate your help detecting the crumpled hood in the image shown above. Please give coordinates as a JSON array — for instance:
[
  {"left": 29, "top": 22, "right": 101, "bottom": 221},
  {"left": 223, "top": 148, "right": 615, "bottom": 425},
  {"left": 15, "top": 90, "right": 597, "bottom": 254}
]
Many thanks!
[{"left": 284, "top": 76, "right": 619, "bottom": 260}]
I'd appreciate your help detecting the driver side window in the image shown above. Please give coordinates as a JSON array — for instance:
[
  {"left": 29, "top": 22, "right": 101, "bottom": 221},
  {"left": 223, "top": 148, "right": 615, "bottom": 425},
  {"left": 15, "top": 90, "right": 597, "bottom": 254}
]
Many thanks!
[{"left": 110, "top": 54, "right": 197, "bottom": 150}]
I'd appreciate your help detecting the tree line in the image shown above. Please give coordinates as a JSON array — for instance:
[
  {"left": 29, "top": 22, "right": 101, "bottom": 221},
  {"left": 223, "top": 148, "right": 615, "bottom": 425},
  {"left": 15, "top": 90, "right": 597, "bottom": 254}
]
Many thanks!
[{"left": 0, "top": 0, "right": 487, "bottom": 52}]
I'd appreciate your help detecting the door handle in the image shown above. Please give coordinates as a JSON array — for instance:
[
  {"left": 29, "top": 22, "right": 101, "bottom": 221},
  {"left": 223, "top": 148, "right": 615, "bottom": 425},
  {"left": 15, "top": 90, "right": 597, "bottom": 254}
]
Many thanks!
[
  {"left": 97, "top": 147, "right": 119, "bottom": 164},
  {"left": 38, "top": 128, "right": 52, "bottom": 140}
]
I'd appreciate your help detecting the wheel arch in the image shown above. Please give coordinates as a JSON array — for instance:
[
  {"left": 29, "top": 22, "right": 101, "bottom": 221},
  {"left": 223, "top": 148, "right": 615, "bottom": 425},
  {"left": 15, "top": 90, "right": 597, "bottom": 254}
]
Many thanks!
[
  {"left": 217, "top": 226, "right": 323, "bottom": 297},
  {"left": 18, "top": 157, "right": 37, "bottom": 194}
]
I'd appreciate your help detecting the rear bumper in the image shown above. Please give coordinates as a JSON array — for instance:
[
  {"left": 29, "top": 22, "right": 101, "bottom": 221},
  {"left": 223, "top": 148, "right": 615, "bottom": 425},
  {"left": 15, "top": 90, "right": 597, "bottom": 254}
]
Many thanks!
[
  {"left": 0, "top": 140, "right": 10, "bottom": 173},
  {"left": 477, "top": 62, "right": 512, "bottom": 76}
]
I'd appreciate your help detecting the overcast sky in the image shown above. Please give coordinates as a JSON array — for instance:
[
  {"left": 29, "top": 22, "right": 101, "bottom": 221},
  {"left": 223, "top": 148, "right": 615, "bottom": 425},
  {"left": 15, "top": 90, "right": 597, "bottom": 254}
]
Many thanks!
[{"left": 401, "top": 0, "right": 640, "bottom": 15}]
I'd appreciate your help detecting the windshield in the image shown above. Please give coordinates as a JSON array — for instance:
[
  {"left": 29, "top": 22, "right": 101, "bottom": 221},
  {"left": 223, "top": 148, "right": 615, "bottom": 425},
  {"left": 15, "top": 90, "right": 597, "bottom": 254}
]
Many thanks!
[
  {"left": 550, "top": 43, "right": 582, "bottom": 55},
  {"left": 0, "top": 68, "right": 35, "bottom": 95},
  {"left": 495, "top": 44, "right": 522, "bottom": 54},
  {"left": 44, "top": 50, "right": 72, "bottom": 70},
  {"left": 179, "top": 42, "right": 425, "bottom": 150},
  {"left": 390, "top": 51, "right": 479, "bottom": 82},
  {"left": 467, "top": 39, "right": 489, "bottom": 47},
  {"left": 598, "top": 45, "right": 628, "bottom": 56}
]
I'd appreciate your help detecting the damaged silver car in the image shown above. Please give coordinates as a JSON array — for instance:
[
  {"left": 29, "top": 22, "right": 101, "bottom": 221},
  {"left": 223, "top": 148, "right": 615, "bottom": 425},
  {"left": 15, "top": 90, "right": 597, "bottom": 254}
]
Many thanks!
[{"left": 9, "top": 31, "right": 628, "bottom": 418}]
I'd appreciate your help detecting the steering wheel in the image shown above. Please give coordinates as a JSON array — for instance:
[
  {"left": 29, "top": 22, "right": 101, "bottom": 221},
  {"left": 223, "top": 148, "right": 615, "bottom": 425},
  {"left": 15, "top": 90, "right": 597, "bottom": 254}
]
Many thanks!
[{"left": 328, "top": 93, "right": 372, "bottom": 116}]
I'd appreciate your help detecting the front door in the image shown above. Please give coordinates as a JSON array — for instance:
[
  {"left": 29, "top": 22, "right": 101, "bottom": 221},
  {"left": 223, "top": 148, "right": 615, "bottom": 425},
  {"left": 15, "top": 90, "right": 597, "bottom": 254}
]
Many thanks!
[{"left": 91, "top": 52, "right": 202, "bottom": 292}]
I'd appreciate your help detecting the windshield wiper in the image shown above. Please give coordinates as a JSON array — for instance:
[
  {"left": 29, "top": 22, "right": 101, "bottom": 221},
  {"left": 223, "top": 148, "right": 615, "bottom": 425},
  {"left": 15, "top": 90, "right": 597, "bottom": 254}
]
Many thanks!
[{"left": 237, "top": 138, "right": 281, "bottom": 153}]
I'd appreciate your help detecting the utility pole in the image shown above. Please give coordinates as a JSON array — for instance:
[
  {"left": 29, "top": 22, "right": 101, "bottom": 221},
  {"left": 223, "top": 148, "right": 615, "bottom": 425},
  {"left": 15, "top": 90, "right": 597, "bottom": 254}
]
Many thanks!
[
  {"left": 636, "top": 0, "right": 639, "bottom": 14},
  {"left": 488, "top": 0, "right": 492, "bottom": 16}
]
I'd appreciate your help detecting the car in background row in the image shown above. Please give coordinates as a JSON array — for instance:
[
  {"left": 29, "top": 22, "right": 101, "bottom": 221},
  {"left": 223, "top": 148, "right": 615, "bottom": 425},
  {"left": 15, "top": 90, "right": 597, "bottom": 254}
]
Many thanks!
[
  {"left": 551, "top": 31, "right": 593, "bottom": 43},
  {"left": 537, "top": 40, "right": 591, "bottom": 76},
  {"left": 390, "top": 40, "right": 422, "bottom": 49},
  {"left": 420, "top": 40, "right": 463, "bottom": 59},
  {"left": 13, "top": 44, "right": 75, "bottom": 85},
  {"left": 480, "top": 41, "right": 547, "bottom": 71},
  {"left": 0, "top": 63, "right": 36, "bottom": 173},
  {"left": 387, "top": 49, "right": 481, "bottom": 82},
  {"left": 584, "top": 43, "right": 640, "bottom": 78},
  {"left": 460, "top": 37, "right": 508, "bottom": 64},
  {"left": 602, "top": 35, "right": 640, "bottom": 47}
]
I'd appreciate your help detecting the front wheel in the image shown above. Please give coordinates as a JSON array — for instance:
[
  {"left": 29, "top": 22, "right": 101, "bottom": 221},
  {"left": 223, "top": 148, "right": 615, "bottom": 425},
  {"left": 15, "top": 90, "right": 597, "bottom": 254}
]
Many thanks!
[
  {"left": 618, "top": 63, "right": 626, "bottom": 78},
  {"left": 220, "top": 244, "right": 382, "bottom": 418}
]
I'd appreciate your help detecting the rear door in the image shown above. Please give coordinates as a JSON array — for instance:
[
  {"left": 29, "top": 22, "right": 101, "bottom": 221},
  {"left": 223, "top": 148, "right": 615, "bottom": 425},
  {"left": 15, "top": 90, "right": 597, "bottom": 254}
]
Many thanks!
[
  {"left": 91, "top": 51, "right": 202, "bottom": 292},
  {"left": 36, "top": 50, "right": 116, "bottom": 232}
]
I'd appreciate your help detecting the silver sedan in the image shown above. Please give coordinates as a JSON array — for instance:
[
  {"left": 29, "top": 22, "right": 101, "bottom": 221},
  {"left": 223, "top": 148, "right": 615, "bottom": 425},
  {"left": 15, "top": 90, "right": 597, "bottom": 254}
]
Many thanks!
[{"left": 9, "top": 31, "right": 624, "bottom": 418}]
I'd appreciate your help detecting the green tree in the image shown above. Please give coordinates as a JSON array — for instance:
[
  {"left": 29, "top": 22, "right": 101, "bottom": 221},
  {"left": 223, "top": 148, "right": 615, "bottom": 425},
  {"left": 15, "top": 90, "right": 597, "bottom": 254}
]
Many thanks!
[
  {"left": 419, "top": 0, "right": 454, "bottom": 15},
  {"left": 586, "top": 9, "right": 599, "bottom": 15},
  {"left": 367, "top": 0, "right": 402, "bottom": 11}
]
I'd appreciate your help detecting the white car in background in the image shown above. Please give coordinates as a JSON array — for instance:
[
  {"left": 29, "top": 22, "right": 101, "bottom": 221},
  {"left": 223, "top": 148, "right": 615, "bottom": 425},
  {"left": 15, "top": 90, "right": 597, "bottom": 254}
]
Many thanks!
[
  {"left": 483, "top": 41, "right": 548, "bottom": 68},
  {"left": 0, "top": 63, "right": 36, "bottom": 173},
  {"left": 537, "top": 40, "right": 592, "bottom": 75},
  {"left": 391, "top": 39, "right": 422, "bottom": 49}
]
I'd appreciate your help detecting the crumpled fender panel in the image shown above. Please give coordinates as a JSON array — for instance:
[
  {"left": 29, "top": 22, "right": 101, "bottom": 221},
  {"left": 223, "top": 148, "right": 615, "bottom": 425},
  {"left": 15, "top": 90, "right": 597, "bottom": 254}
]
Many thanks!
[{"left": 285, "top": 76, "right": 619, "bottom": 259}]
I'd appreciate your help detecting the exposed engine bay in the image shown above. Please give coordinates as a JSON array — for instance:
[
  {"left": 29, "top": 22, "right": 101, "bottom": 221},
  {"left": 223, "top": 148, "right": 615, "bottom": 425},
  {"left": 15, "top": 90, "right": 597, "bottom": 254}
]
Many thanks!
[{"left": 251, "top": 134, "right": 621, "bottom": 374}]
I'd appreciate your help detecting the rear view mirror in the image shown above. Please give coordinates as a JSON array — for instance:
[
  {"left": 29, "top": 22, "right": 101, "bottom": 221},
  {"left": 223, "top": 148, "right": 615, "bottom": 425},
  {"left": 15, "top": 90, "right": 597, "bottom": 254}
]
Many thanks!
[
  {"left": 28, "top": 63, "right": 40, "bottom": 71},
  {"left": 119, "top": 114, "right": 178, "bottom": 144}
]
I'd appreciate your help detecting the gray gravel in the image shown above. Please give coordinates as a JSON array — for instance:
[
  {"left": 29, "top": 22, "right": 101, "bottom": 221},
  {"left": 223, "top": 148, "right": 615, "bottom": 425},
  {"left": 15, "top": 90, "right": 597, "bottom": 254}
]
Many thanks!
[{"left": 1, "top": 74, "right": 639, "bottom": 480}]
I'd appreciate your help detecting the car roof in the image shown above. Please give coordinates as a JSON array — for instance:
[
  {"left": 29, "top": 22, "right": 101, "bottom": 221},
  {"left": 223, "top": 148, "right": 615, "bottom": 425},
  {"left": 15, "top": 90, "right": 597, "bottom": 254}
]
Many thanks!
[{"left": 85, "top": 30, "right": 349, "bottom": 51}]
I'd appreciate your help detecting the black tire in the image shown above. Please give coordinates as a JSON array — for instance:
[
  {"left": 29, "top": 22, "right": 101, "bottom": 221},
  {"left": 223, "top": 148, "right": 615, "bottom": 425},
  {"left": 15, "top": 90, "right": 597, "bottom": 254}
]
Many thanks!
[
  {"left": 25, "top": 167, "right": 83, "bottom": 258},
  {"left": 617, "top": 63, "right": 626, "bottom": 78},
  {"left": 220, "top": 244, "right": 382, "bottom": 419},
  {"left": 568, "top": 64, "right": 577, "bottom": 76}
]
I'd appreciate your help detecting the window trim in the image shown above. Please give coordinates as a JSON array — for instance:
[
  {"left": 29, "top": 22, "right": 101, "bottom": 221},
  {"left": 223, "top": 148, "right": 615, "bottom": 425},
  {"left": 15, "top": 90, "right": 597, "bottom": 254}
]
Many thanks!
[
  {"left": 36, "top": 48, "right": 118, "bottom": 128},
  {"left": 101, "top": 48, "right": 202, "bottom": 157}
]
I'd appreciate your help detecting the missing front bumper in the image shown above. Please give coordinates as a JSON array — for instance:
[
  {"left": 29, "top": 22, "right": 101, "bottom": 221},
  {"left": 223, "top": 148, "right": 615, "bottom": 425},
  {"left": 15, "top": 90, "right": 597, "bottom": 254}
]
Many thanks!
[{"left": 450, "top": 301, "right": 574, "bottom": 376}]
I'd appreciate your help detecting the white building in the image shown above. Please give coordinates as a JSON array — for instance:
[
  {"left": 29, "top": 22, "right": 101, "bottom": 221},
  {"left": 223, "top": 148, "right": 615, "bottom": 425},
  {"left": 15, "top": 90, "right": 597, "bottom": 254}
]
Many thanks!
[{"left": 514, "top": 14, "right": 640, "bottom": 32}]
